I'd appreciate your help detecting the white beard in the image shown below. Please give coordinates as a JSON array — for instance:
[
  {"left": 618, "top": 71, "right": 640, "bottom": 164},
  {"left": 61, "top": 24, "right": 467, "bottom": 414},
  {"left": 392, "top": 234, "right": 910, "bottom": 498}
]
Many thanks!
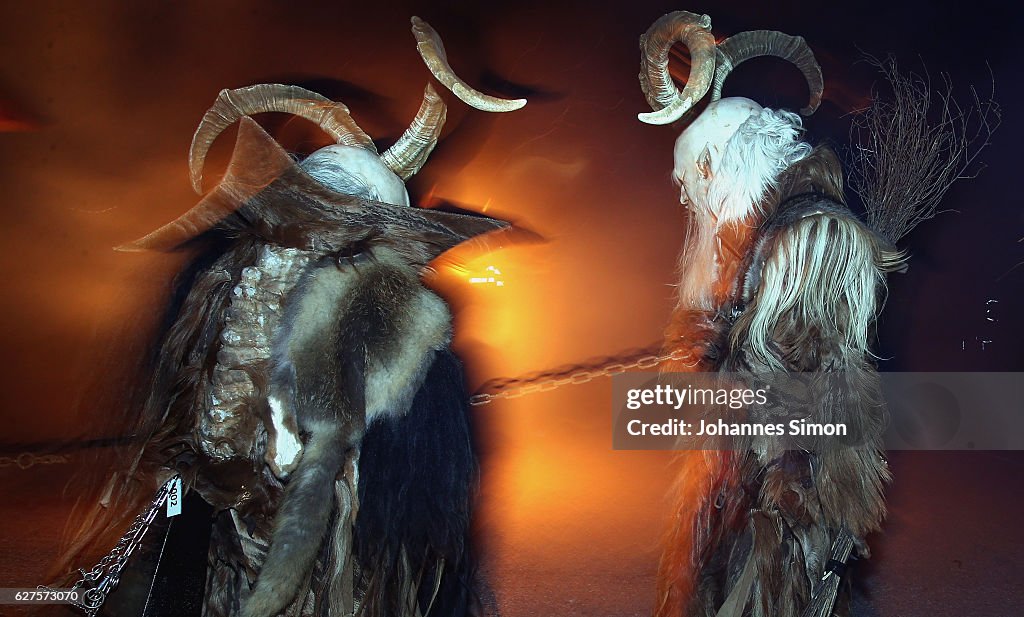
[{"left": 673, "top": 207, "right": 721, "bottom": 311}]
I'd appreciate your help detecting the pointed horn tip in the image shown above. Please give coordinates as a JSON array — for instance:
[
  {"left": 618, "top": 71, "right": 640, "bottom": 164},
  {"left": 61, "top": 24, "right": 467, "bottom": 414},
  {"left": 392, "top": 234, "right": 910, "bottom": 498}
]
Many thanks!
[
  {"left": 466, "top": 91, "right": 526, "bottom": 112},
  {"left": 113, "top": 242, "right": 147, "bottom": 253},
  {"left": 442, "top": 78, "right": 524, "bottom": 113},
  {"left": 638, "top": 95, "right": 694, "bottom": 125},
  {"left": 637, "top": 110, "right": 674, "bottom": 125},
  {"left": 115, "top": 234, "right": 190, "bottom": 253},
  {"left": 448, "top": 81, "right": 527, "bottom": 113},
  {"left": 410, "top": 16, "right": 432, "bottom": 37}
]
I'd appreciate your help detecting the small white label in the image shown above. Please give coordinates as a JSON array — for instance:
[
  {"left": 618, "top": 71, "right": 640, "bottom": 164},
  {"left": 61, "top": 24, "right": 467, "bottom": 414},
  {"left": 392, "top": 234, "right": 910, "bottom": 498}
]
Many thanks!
[{"left": 166, "top": 476, "right": 182, "bottom": 517}]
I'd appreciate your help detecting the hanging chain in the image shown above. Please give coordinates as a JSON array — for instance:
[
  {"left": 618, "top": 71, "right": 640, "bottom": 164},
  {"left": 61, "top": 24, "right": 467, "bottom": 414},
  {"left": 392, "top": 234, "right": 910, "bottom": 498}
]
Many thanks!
[
  {"left": 22, "top": 344, "right": 699, "bottom": 610},
  {"left": 469, "top": 343, "right": 698, "bottom": 406},
  {"left": 0, "top": 452, "right": 71, "bottom": 469},
  {"left": 20, "top": 344, "right": 701, "bottom": 610},
  {"left": 41, "top": 474, "right": 180, "bottom": 616}
]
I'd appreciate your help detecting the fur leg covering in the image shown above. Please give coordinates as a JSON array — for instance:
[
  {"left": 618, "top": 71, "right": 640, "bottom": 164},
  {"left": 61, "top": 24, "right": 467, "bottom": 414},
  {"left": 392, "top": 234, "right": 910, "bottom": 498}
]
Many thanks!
[
  {"left": 240, "top": 425, "right": 347, "bottom": 617},
  {"left": 667, "top": 448, "right": 885, "bottom": 617},
  {"left": 355, "top": 349, "right": 478, "bottom": 617}
]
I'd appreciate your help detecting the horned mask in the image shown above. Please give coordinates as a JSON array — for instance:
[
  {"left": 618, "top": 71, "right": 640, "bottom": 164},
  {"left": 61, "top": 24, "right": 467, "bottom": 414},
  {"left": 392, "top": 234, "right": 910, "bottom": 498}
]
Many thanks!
[
  {"left": 637, "top": 10, "right": 822, "bottom": 126},
  {"left": 637, "top": 11, "right": 824, "bottom": 222},
  {"left": 122, "top": 16, "right": 525, "bottom": 258},
  {"left": 112, "top": 18, "right": 527, "bottom": 617}
]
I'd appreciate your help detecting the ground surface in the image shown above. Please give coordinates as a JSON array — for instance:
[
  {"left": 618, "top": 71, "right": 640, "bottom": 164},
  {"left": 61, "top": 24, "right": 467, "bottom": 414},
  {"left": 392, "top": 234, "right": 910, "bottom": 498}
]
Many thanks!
[{"left": 1, "top": 397, "right": 1021, "bottom": 617}]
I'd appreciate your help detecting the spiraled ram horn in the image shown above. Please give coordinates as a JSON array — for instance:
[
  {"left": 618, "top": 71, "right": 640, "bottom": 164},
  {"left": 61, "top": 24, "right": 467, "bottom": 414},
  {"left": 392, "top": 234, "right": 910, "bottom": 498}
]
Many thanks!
[
  {"left": 638, "top": 11, "right": 717, "bottom": 125},
  {"left": 411, "top": 16, "right": 526, "bottom": 112},
  {"left": 188, "top": 84, "right": 376, "bottom": 193},
  {"left": 710, "top": 30, "right": 823, "bottom": 115},
  {"left": 380, "top": 84, "right": 447, "bottom": 181}
]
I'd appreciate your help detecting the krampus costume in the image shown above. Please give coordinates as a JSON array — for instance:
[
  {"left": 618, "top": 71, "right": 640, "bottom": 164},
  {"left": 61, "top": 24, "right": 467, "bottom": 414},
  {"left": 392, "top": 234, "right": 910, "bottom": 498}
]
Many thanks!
[
  {"left": 637, "top": 11, "right": 945, "bottom": 617},
  {"left": 57, "top": 18, "right": 525, "bottom": 617}
]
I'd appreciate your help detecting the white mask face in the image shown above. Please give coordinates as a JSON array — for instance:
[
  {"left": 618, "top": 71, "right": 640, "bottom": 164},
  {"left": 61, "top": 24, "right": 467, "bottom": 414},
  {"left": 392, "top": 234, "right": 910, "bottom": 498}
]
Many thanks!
[
  {"left": 672, "top": 97, "right": 762, "bottom": 214},
  {"left": 302, "top": 145, "right": 411, "bottom": 207}
]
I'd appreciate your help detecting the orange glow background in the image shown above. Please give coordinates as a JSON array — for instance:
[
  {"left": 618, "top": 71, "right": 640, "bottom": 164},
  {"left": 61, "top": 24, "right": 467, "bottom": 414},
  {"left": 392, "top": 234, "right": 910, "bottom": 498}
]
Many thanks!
[
  {"left": 0, "top": 4, "right": 685, "bottom": 612},
  {"left": 1, "top": 1, "right": 1019, "bottom": 615}
]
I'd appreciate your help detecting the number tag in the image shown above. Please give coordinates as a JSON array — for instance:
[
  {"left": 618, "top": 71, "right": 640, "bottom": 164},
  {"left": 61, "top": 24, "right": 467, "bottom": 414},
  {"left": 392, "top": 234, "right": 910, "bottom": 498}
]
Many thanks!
[{"left": 166, "top": 476, "right": 182, "bottom": 517}]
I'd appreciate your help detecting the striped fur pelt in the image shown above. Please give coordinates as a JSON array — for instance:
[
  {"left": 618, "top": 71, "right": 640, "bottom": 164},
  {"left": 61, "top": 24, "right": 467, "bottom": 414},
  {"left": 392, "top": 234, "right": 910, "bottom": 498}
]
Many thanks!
[
  {"left": 203, "top": 349, "right": 477, "bottom": 617},
  {"left": 52, "top": 179, "right": 490, "bottom": 617},
  {"left": 50, "top": 19, "right": 521, "bottom": 615}
]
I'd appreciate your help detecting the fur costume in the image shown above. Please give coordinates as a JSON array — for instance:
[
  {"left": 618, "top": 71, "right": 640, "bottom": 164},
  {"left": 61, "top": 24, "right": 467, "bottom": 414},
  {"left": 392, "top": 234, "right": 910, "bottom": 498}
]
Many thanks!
[
  {"left": 55, "top": 17, "right": 524, "bottom": 617},
  {"left": 636, "top": 11, "right": 949, "bottom": 617},
  {"left": 657, "top": 151, "right": 904, "bottom": 617}
]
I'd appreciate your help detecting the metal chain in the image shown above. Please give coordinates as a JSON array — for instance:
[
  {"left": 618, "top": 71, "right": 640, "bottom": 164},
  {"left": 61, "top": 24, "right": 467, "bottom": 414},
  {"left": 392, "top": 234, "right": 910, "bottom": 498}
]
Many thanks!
[
  {"left": 469, "top": 344, "right": 698, "bottom": 406},
  {"left": 0, "top": 452, "right": 71, "bottom": 469},
  {"left": 16, "top": 344, "right": 697, "bottom": 612},
  {"left": 42, "top": 474, "right": 180, "bottom": 616},
  {"left": 20, "top": 346, "right": 696, "bottom": 613}
]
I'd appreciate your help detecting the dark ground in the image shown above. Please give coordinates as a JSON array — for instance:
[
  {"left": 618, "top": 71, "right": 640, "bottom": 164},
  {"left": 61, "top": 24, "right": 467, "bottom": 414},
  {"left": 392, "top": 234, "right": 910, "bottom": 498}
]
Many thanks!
[{"left": 2, "top": 440, "right": 1021, "bottom": 616}]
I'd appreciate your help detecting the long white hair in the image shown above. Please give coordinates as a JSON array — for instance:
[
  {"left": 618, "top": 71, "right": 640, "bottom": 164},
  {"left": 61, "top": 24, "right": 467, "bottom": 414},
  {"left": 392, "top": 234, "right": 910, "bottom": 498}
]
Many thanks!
[
  {"left": 706, "top": 108, "right": 812, "bottom": 223},
  {"left": 675, "top": 108, "right": 811, "bottom": 310}
]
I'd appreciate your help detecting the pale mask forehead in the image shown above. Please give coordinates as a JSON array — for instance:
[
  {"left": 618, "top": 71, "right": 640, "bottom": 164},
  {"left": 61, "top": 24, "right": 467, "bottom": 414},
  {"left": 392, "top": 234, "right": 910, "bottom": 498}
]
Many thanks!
[
  {"left": 673, "top": 97, "right": 763, "bottom": 175},
  {"left": 302, "top": 144, "right": 411, "bottom": 207}
]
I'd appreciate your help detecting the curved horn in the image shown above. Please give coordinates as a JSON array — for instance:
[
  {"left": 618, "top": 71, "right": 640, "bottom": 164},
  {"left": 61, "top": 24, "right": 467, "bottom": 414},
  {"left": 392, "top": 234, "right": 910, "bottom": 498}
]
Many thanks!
[
  {"left": 638, "top": 11, "right": 717, "bottom": 125},
  {"left": 188, "top": 84, "right": 376, "bottom": 193},
  {"left": 380, "top": 84, "right": 447, "bottom": 181},
  {"left": 710, "top": 31, "right": 823, "bottom": 115},
  {"left": 411, "top": 16, "right": 526, "bottom": 112}
]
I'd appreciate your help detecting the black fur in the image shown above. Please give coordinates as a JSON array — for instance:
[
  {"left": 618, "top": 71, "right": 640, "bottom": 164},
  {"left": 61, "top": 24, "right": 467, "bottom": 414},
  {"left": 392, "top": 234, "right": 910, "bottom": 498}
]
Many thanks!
[{"left": 355, "top": 349, "right": 478, "bottom": 616}]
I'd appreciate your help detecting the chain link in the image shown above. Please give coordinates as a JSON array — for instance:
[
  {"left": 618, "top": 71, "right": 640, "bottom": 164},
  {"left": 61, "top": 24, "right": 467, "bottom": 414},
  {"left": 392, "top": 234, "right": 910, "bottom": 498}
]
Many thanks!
[
  {"left": 469, "top": 344, "right": 698, "bottom": 406},
  {"left": 22, "top": 345, "right": 699, "bottom": 615},
  {"left": 18, "top": 343, "right": 700, "bottom": 613},
  {"left": 0, "top": 452, "right": 71, "bottom": 469},
  {"left": 42, "top": 474, "right": 180, "bottom": 616}
]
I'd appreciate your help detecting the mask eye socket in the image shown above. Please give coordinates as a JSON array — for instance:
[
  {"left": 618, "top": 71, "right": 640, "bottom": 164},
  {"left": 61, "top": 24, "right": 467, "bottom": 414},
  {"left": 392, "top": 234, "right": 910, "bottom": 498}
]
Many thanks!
[
  {"left": 334, "top": 232, "right": 381, "bottom": 268},
  {"left": 336, "top": 244, "right": 368, "bottom": 268},
  {"left": 337, "top": 244, "right": 365, "bottom": 261}
]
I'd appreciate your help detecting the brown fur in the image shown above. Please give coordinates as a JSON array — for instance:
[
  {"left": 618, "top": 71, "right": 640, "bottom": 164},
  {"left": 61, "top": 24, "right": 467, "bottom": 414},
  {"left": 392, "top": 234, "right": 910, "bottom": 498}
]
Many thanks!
[
  {"left": 49, "top": 239, "right": 263, "bottom": 590},
  {"left": 771, "top": 146, "right": 847, "bottom": 207},
  {"left": 658, "top": 146, "right": 894, "bottom": 617}
]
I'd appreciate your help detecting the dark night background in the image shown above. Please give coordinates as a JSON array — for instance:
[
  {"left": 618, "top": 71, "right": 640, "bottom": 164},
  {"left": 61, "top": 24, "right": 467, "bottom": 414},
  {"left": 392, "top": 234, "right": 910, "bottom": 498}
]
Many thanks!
[{"left": 0, "top": 1, "right": 1021, "bottom": 615}]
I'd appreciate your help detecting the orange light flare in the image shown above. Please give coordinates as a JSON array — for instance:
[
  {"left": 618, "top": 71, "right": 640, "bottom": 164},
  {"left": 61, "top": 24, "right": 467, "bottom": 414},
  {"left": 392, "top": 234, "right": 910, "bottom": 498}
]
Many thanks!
[
  {"left": 429, "top": 231, "right": 543, "bottom": 372},
  {"left": 420, "top": 156, "right": 680, "bottom": 614}
]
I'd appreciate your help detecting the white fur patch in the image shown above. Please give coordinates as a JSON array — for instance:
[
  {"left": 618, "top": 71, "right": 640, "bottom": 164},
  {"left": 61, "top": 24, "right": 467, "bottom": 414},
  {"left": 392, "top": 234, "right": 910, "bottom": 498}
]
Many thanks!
[{"left": 267, "top": 395, "right": 302, "bottom": 478}]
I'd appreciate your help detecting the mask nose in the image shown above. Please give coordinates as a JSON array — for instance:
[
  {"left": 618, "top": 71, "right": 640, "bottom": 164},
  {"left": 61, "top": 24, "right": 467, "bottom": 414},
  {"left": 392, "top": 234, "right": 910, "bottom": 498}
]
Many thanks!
[{"left": 679, "top": 184, "right": 690, "bottom": 206}]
